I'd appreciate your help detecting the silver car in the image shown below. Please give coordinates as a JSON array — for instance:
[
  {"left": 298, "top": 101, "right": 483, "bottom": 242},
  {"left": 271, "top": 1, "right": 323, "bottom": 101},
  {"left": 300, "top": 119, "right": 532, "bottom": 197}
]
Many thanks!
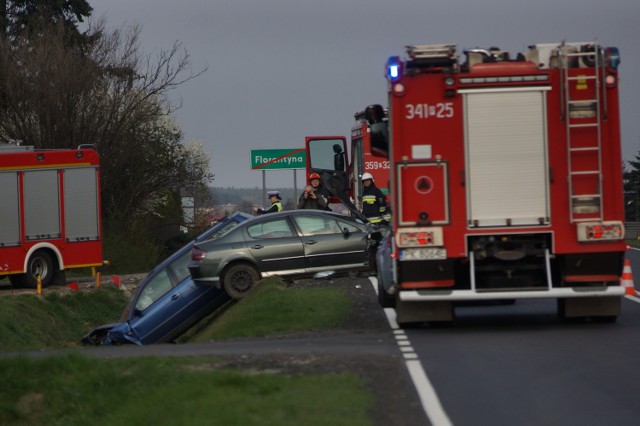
[{"left": 188, "top": 210, "right": 371, "bottom": 299}]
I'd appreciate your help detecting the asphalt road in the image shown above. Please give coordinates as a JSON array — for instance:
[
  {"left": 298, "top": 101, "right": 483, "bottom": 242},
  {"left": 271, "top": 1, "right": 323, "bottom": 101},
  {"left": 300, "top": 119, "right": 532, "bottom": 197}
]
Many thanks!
[{"left": 400, "top": 247, "right": 640, "bottom": 426}]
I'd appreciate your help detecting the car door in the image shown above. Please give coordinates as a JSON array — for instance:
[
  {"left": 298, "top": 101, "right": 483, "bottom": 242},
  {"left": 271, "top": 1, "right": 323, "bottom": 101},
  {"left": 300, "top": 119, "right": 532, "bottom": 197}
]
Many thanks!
[
  {"left": 129, "top": 250, "right": 225, "bottom": 344},
  {"left": 244, "top": 216, "right": 306, "bottom": 275},
  {"left": 292, "top": 214, "right": 368, "bottom": 271}
]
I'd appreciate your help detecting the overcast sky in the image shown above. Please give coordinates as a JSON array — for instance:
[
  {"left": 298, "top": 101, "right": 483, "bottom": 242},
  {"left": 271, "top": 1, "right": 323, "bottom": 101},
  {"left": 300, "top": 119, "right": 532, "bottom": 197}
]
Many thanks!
[{"left": 92, "top": 0, "right": 640, "bottom": 189}]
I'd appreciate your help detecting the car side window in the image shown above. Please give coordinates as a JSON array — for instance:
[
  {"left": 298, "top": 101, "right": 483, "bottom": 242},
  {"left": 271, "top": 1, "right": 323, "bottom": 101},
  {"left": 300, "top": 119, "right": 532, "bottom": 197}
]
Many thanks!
[
  {"left": 135, "top": 269, "right": 173, "bottom": 311},
  {"left": 294, "top": 215, "right": 342, "bottom": 236},
  {"left": 247, "top": 219, "right": 294, "bottom": 239},
  {"left": 170, "top": 250, "right": 192, "bottom": 283},
  {"left": 336, "top": 219, "right": 362, "bottom": 234}
]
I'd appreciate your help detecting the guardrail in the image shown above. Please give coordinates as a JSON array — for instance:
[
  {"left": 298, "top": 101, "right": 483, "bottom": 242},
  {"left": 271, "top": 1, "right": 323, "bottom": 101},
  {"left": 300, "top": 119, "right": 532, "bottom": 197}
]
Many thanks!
[{"left": 626, "top": 222, "right": 640, "bottom": 240}]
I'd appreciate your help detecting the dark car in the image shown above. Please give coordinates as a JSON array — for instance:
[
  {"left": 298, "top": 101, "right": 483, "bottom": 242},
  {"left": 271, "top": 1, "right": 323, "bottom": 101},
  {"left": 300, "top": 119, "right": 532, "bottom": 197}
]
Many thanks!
[
  {"left": 189, "top": 210, "right": 372, "bottom": 299},
  {"left": 375, "top": 227, "right": 396, "bottom": 308},
  {"left": 82, "top": 212, "right": 252, "bottom": 345}
]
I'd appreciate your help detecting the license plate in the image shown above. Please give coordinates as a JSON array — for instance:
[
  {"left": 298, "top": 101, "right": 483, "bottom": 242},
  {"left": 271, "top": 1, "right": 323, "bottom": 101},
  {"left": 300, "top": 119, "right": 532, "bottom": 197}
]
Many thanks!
[{"left": 399, "top": 247, "right": 447, "bottom": 261}]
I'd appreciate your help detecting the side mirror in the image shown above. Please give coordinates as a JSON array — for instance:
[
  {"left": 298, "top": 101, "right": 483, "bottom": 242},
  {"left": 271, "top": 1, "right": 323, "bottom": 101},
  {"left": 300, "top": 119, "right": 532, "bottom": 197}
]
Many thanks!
[{"left": 342, "top": 227, "right": 351, "bottom": 238}]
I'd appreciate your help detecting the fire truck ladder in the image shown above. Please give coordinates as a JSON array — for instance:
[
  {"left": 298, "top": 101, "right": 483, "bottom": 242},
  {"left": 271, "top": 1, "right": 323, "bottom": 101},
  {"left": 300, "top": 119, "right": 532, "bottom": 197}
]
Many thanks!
[{"left": 559, "top": 41, "right": 604, "bottom": 223}]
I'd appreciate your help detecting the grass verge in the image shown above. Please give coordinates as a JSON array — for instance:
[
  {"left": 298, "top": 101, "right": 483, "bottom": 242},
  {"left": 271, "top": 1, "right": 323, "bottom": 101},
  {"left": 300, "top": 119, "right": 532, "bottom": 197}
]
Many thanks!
[
  {"left": 183, "top": 278, "right": 351, "bottom": 342},
  {"left": 0, "top": 287, "right": 128, "bottom": 351},
  {"left": 0, "top": 355, "right": 372, "bottom": 426},
  {"left": 0, "top": 278, "right": 375, "bottom": 425}
]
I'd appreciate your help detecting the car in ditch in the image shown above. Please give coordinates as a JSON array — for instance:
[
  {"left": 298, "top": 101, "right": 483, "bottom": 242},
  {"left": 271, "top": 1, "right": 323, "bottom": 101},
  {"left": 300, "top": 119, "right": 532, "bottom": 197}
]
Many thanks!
[
  {"left": 188, "top": 209, "right": 373, "bottom": 299},
  {"left": 81, "top": 212, "right": 252, "bottom": 345}
]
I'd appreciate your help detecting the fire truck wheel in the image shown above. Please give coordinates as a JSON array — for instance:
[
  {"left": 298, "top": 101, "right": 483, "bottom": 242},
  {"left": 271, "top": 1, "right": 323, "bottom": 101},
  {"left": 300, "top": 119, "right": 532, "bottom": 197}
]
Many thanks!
[
  {"left": 23, "top": 250, "right": 54, "bottom": 289},
  {"left": 223, "top": 263, "right": 259, "bottom": 300}
]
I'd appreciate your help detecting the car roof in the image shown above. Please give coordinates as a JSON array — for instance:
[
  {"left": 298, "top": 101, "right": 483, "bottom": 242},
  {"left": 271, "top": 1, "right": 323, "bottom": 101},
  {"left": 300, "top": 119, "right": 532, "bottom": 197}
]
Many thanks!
[
  {"left": 194, "top": 211, "right": 253, "bottom": 242},
  {"left": 242, "top": 209, "right": 367, "bottom": 227}
]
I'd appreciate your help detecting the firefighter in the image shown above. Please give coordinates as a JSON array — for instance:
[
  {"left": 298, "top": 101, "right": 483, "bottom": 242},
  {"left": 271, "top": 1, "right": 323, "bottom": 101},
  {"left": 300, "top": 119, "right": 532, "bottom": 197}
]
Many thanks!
[
  {"left": 361, "top": 172, "right": 389, "bottom": 224},
  {"left": 297, "top": 172, "right": 329, "bottom": 210},
  {"left": 255, "top": 191, "right": 283, "bottom": 215}
]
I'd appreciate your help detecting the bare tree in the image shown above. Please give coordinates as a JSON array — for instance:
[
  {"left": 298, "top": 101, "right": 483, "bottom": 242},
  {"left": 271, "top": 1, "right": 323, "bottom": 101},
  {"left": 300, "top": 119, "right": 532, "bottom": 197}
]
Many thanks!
[{"left": 0, "top": 19, "right": 211, "bottom": 233}]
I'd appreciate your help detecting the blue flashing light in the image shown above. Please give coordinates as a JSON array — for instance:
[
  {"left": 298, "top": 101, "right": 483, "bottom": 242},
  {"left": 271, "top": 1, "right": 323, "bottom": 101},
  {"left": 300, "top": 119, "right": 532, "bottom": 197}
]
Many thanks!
[
  {"left": 386, "top": 56, "right": 402, "bottom": 81},
  {"left": 605, "top": 47, "right": 620, "bottom": 70},
  {"left": 390, "top": 65, "right": 399, "bottom": 79}
]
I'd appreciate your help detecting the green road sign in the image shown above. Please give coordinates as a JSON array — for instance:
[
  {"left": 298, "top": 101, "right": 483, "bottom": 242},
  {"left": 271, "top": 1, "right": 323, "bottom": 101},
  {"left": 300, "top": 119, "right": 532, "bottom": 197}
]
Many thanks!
[{"left": 251, "top": 148, "right": 306, "bottom": 170}]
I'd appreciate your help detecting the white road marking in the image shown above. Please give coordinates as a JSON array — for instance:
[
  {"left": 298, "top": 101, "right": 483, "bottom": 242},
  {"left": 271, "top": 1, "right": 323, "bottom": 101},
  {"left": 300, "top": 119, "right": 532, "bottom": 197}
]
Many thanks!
[
  {"left": 369, "top": 277, "right": 452, "bottom": 426},
  {"left": 625, "top": 295, "right": 640, "bottom": 303}
]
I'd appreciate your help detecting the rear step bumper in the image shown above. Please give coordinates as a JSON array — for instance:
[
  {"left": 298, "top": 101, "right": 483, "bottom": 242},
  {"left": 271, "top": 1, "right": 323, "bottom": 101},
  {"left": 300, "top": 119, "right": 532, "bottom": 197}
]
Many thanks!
[{"left": 399, "top": 286, "right": 625, "bottom": 302}]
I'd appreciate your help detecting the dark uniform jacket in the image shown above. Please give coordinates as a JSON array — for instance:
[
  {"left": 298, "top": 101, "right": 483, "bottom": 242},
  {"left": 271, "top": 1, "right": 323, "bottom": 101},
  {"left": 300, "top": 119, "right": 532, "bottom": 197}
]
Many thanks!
[
  {"left": 297, "top": 189, "right": 329, "bottom": 210},
  {"left": 361, "top": 184, "right": 388, "bottom": 223}
]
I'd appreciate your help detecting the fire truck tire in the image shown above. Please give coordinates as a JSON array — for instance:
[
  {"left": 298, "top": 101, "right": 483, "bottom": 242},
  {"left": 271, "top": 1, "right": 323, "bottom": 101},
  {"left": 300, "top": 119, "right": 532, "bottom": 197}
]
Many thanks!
[
  {"left": 222, "top": 263, "right": 259, "bottom": 300},
  {"left": 24, "top": 251, "right": 54, "bottom": 289}
]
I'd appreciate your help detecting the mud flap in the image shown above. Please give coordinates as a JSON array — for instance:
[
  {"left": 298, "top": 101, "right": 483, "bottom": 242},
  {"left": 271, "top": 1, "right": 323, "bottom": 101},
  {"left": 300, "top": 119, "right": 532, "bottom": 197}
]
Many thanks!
[
  {"left": 557, "top": 296, "right": 621, "bottom": 319},
  {"left": 396, "top": 299, "right": 454, "bottom": 326}
]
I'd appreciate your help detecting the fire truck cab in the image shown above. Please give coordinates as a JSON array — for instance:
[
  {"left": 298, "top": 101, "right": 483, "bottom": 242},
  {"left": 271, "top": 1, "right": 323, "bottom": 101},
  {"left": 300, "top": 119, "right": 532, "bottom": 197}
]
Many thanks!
[
  {"left": 350, "top": 109, "right": 391, "bottom": 211},
  {"left": 305, "top": 108, "right": 391, "bottom": 218},
  {"left": 374, "top": 41, "right": 626, "bottom": 325}
]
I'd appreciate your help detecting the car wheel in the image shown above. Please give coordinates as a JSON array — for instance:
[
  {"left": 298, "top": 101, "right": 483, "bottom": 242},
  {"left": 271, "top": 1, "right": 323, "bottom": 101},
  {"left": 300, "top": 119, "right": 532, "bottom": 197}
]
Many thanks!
[
  {"left": 19, "top": 250, "right": 54, "bottom": 289},
  {"left": 223, "top": 263, "right": 259, "bottom": 299}
]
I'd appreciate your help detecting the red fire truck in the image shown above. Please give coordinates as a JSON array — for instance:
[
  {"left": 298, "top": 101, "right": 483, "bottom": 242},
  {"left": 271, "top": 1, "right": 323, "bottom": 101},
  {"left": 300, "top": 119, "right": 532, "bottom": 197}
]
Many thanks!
[
  {"left": 0, "top": 145, "right": 104, "bottom": 288},
  {"left": 372, "top": 41, "right": 626, "bottom": 325},
  {"left": 350, "top": 109, "right": 390, "bottom": 209},
  {"left": 305, "top": 109, "right": 390, "bottom": 214}
]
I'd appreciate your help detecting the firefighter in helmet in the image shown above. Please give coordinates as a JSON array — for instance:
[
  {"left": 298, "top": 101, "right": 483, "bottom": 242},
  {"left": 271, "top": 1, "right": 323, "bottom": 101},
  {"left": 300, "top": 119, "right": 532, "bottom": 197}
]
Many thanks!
[
  {"left": 360, "top": 172, "right": 389, "bottom": 224},
  {"left": 297, "top": 172, "right": 329, "bottom": 210},
  {"left": 255, "top": 191, "right": 283, "bottom": 215}
]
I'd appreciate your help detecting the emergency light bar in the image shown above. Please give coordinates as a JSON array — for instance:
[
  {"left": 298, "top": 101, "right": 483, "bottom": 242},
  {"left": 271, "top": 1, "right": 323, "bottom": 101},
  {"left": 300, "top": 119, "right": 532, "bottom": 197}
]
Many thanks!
[
  {"left": 406, "top": 44, "right": 456, "bottom": 60},
  {"left": 576, "top": 222, "right": 624, "bottom": 242}
]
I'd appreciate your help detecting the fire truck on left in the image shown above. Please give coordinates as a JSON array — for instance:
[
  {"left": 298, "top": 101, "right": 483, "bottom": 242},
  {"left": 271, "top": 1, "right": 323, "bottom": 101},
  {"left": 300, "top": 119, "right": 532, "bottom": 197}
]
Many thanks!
[{"left": 0, "top": 145, "right": 104, "bottom": 288}]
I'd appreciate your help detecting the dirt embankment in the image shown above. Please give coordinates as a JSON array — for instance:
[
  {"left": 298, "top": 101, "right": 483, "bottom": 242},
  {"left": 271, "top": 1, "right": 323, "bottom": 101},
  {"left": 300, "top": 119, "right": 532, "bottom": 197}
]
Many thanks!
[{"left": 0, "top": 273, "right": 146, "bottom": 298}]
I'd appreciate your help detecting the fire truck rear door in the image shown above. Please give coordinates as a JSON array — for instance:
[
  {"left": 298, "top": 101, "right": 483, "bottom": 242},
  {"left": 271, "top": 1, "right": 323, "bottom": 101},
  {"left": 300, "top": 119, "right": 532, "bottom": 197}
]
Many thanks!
[{"left": 461, "top": 87, "right": 551, "bottom": 227}]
